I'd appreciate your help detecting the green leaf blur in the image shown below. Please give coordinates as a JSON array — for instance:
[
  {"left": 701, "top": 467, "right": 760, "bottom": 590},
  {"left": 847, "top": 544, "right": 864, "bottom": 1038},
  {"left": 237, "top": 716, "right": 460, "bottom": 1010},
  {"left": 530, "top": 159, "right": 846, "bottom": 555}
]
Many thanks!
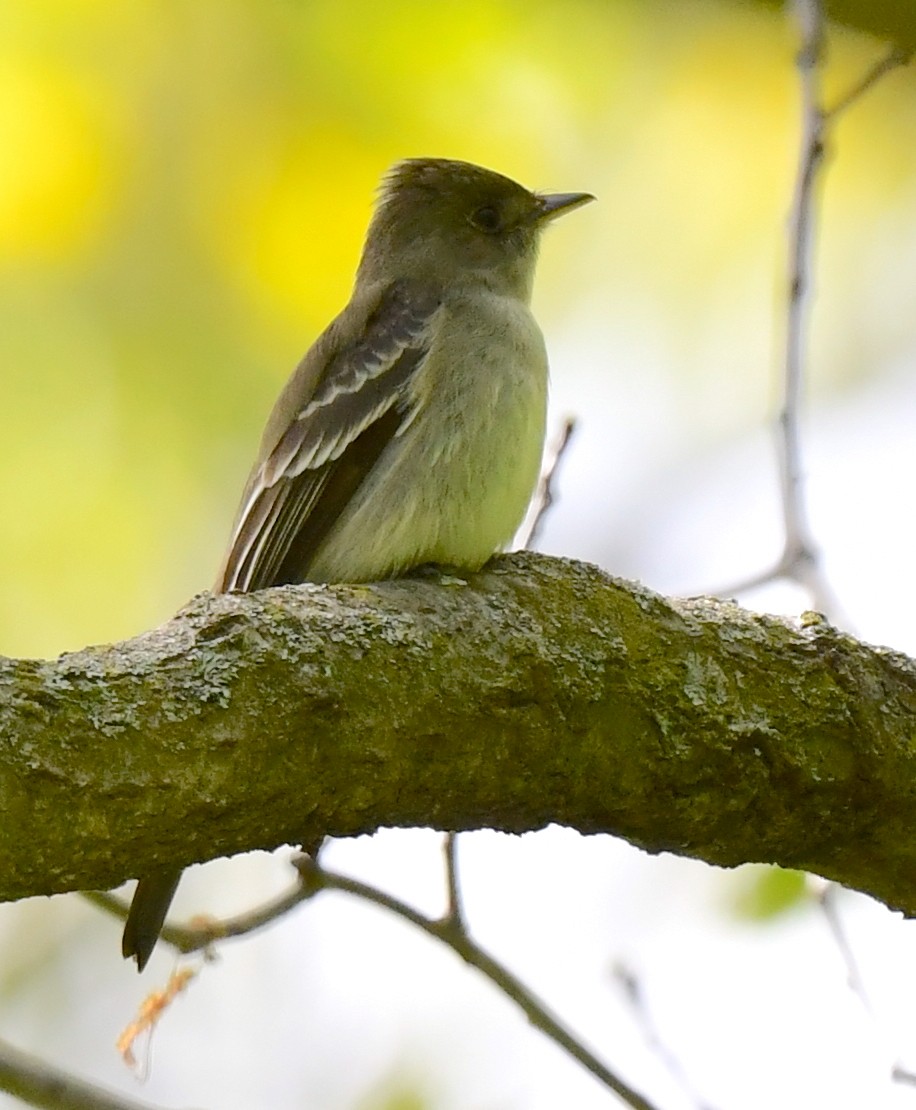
[{"left": 731, "top": 864, "right": 809, "bottom": 922}]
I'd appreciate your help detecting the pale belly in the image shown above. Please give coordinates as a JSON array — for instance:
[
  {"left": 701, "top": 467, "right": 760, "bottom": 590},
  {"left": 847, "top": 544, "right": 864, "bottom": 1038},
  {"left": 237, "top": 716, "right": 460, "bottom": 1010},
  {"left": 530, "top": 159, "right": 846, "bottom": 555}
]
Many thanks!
[{"left": 307, "top": 293, "right": 549, "bottom": 582}]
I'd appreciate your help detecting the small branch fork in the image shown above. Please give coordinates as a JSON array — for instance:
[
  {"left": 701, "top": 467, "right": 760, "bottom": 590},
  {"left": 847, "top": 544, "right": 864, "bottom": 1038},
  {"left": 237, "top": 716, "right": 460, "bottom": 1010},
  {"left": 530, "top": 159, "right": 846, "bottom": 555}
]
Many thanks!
[
  {"left": 294, "top": 855, "right": 659, "bottom": 1110},
  {"left": 92, "top": 854, "right": 660, "bottom": 1110},
  {"left": 717, "top": 3, "right": 910, "bottom": 612},
  {"left": 729, "top": 1, "right": 914, "bottom": 1098}
]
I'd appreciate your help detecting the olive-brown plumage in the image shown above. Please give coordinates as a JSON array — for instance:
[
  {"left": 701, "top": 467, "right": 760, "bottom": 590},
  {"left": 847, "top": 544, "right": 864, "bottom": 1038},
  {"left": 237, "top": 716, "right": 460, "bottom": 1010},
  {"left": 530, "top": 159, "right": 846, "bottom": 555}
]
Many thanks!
[{"left": 122, "top": 158, "right": 593, "bottom": 970}]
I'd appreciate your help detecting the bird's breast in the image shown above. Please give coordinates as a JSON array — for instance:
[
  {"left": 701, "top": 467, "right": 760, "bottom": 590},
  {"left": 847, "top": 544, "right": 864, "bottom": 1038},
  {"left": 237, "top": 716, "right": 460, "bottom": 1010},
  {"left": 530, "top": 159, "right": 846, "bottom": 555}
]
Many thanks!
[{"left": 307, "top": 292, "right": 549, "bottom": 582}]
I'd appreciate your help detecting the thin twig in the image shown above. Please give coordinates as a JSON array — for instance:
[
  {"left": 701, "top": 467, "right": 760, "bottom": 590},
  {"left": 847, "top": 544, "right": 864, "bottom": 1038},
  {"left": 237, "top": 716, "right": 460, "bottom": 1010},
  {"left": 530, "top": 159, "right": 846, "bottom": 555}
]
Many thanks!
[
  {"left": 86, "top": 881, "right": 314, "bottom": 956},
  {"left": 442, "top": 832, "right": 464, "bottom": 927},
  {"left": 814, "top": 879, "right": 916, "bottom": 1090},
  {"left": 83, "top": 891, "right": 128, "bottom": 921},
  {"left": 99, "top": 853, "right": 655, "bottom": 1108},
  {"left": 293, "top": 854, "right": 660, "bottom": 1110},
  {"left": 814, "top": 880, "right": 872, "bottom": 1013},
  {"left": 95, "top": 859, "right": 655, "bottom": 1109},
  {"left": 775, "top": 0, "right": 827, "bottom": 607},
  {"left": 711, "top": 559, "right": 797, "bottom": 603},
  {"left": 713, "top": 6, "right": 910, "bottom": 615},
  {"left": 0, "top": 1035, "right": 168, "bottom": 1110},
  {"left": 827, "top": 46, "right": 912, "bottom": 119},
  {"left": 892, "top": 1065, "right": 916, "bottom": 1088},
  {"left": 613, "top": 963, "right": 720, "bottom": 1110},
  {"left": 521, "top": 415, "right": 577, "bottom": 550}
]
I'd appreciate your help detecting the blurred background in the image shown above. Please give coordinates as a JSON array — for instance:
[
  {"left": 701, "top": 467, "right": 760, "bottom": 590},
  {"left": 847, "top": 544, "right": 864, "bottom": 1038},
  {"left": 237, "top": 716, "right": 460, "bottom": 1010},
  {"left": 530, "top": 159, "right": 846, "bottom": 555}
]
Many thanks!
[{"left": 2, "top": 1, "right": 916, "bottom": 1107}]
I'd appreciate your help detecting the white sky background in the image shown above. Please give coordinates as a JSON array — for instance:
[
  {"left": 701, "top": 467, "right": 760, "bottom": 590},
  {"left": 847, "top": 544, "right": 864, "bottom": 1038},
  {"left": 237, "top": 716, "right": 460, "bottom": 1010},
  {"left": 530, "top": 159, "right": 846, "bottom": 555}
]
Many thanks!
[{"left": 4, "top": 7, "right": 916, "bottom": 1110}]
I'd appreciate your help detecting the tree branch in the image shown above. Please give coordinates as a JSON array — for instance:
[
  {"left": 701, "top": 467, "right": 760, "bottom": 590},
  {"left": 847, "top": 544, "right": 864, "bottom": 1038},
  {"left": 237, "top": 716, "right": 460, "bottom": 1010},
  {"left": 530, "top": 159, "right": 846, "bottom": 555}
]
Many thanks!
[
  {"left": 2, "top": 552, "right": 915, "bottom": 916},
  {"left": 294, "top": 854, "right": 660, "bottom": 1110},
  {"left": 0, "top": 1036, "right": 166, "bottom": 1110}
]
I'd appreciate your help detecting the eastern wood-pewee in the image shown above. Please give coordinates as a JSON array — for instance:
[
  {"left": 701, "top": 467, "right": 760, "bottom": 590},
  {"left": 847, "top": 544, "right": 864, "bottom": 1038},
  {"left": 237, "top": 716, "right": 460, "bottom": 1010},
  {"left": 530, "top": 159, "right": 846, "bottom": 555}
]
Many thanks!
[{"left": 122, "top": 157, "right": 594, "bottom": 969}]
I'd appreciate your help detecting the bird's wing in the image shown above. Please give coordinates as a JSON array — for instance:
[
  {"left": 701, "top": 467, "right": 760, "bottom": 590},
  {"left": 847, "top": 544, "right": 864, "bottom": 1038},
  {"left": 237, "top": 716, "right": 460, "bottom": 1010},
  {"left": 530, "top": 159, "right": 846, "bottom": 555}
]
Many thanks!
[{"left": 217, "top": 280, "right": 442, "bottom": 592}]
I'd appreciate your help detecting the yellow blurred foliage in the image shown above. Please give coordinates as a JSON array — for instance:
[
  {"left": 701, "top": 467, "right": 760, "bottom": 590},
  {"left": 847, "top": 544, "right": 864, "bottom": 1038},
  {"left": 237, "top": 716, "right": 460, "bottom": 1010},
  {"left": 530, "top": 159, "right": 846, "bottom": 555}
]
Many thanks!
[
  {"left": 0, "top": 61, "right": 112, "bottom": 261},
  {"left": 0, "top": 0, "right": 913, "bottom": 658}
]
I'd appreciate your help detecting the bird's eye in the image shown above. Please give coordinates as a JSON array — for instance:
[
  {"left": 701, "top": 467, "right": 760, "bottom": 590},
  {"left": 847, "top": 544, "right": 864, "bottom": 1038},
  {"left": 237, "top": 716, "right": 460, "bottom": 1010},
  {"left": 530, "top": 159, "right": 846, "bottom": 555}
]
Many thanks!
[{"left": 469, "top": 205, "right": 502, "bottom": 234}]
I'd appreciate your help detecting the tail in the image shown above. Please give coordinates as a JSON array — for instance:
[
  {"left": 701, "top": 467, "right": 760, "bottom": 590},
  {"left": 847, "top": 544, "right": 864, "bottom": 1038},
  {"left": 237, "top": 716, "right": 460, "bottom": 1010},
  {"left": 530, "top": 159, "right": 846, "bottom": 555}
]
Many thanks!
[{"left": 122, "top": 870, "right": 183, "bottom": 971}]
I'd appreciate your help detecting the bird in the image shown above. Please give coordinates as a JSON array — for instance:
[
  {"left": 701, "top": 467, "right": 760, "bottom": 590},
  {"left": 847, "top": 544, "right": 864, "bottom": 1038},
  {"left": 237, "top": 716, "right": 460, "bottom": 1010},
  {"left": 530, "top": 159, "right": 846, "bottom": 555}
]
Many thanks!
[{"left": 121, "top": 157, "right": 594, "bottom": 970}]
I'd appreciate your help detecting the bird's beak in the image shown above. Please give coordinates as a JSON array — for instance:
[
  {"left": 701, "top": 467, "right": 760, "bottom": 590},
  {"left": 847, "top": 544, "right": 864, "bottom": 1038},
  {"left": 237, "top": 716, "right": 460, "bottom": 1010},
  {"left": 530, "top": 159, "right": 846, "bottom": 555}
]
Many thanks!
[{"left": 536, "top": 192, "right": 596, "bottom": 223}]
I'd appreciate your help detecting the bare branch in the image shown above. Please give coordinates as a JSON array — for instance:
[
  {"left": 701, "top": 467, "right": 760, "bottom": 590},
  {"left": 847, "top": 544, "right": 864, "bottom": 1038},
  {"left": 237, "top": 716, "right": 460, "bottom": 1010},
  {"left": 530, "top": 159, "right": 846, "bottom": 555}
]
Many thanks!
[
  {"left": 85, "top": 881, "right": 315, "bottom": 956},
  {"left": 813, "top": 879, "right": 872, "bottom": 1010},
  {"left": 91, "top": 844, "right": 663, "bottom": 1109},
  {"left": 95, "top": 846, "right": 654, "bottom": 1107},
  {"left": 893, "top": 1065, "right": 916, "bottom": 1088},
  {"left": 827, "top": 46, "right": 912, "bottom": 119},
  {"left": 773, "top": 0, "right": 830, "bottom": 610},
  {"left": 519, "top": 416, "right": 577, "bottom": 550},
  {"left": 717, "top": 12, "right": 911, "bottom": 613},
  {"left": 294, "top": 855, "right": 660, "bottom": 1110},
  {"left": 613, "top": 963, "right": 720, "bottom": 1110},
  {"left": 0, "top": 1036, "right": 170, "bottom": 1110},
  {"left": 442, "top": 832, "right": 463, "bottom": 927}
]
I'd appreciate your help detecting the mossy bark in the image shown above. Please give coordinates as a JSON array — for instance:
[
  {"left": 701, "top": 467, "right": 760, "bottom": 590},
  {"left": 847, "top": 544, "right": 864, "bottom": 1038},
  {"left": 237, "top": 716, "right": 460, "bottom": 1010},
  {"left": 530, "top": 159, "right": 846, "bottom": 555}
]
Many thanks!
[{"left": 1, "top": 553, "right": 915, "bottom": 914}]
